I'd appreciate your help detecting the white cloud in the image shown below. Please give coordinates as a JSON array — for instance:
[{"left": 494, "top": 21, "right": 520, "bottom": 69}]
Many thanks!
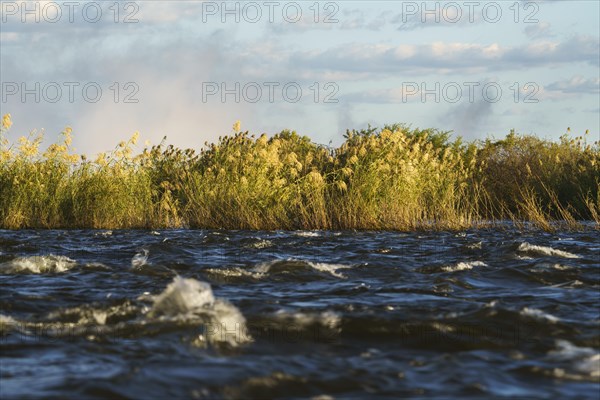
[
  {"left": 2, "top": 2, "right": 598, "bottom": 151},
  {"left": 291, "top": 35, "right": 599, "bottom": 76},
  {"left": 524, "top": 21, "right": 553, "bottom": 39},
  {"left": 546, "top": 75, "right": 600, "bottom": 94}
]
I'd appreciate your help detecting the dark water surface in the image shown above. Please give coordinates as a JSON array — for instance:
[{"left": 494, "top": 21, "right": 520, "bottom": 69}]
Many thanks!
[{"left": 1, "top": 228, "right": 599, "bottom": 399}]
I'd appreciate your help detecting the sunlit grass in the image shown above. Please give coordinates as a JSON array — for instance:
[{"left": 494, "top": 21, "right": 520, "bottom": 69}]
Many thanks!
[{"left": 1, "top": 115, "right": 598, "bottom": 230}]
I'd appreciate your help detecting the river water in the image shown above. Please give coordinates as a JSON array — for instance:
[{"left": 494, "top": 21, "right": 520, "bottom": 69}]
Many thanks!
[{"left": 1, "top": 228, "right": 599, "bottom": 399}]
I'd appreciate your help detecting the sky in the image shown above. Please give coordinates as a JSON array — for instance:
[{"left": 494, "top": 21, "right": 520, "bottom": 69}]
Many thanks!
[{"left": 1, "top": 0, "right": 599, "bottom": 155}]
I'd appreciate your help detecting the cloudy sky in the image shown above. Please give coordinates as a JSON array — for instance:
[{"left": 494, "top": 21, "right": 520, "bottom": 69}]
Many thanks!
[{"left": 1, "top": 0, "right": 598, "bottom": 154}]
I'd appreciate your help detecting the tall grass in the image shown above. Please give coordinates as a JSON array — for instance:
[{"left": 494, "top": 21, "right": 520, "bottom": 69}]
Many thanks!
[
  {"left": 476, "top": 130, "right": 599, "bottom": 229},
  {"left": 1, "top": 115, "right": 598, "bottom": 230}
]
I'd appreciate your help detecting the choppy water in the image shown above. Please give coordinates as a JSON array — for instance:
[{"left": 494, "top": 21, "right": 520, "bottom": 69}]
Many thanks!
[{"left": 1, "top": 228, "right": 599, "bottom": 399}]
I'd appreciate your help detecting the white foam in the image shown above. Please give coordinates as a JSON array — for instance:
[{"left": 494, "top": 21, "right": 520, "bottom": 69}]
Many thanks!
[
  {"left": 306, "top": 262, "right": 353, "bottom": 278},
  {"left": 548, "top": 340, "right": 600, "bottom": 378},
  {"left": 517, "top": 242, "right": 580, "bottom": 259},
  {"left": 208, "top": 259, "right": 354, "bottom": 280},
  {"left": 92, "top": 310, "right": 108, "bottom": 325},
  {"left": 521, "top": 307, "right": 560, "bottom": 323},
  {"left": 248, "top": 239, "right": 273, "bottom": 249},
  {"left": 45, "top": 301, "right": 139, "bottom": 329},
  {"left": 441, "top": 261, "right": 487, "bottom": 272},
  {"left": 84, "top": 262, "right": 111, "bottom": 270},
  {"left": 205, "top": 266, "right": 255, "bottom": 279},
  {"left": 208, "top": 300, "right": 251, "bottom": 345},
  {"left": 549, "top": 264, "right": 572, "bottom": 271},
  {"left": 248, "top": 262, "right": 271, "bottom": 277},
  {"left": 254, "top": 259, "right": 352, "bottom": 278},
  {"left": 577, "top": 354, "right": 600, "bottom": 378},
  {"left": 149, "top": 277, "right": 251, "bottom": 346},
  {"left": 131, "top": 249, "right": 149, "bottom": 268},
  {"left": 0, "top": 255, "right": 77, "bottom": 274},
  {"left": 294, "top": 231, "right": 321, "bottom": 237},
  {"left": 149, "top": 276, "right": 214, "bottom": 317},
  {"left": 533, "top": 263, "right": 573, "bottom": 271},
  {"left": 275, "top": 310, "right": 341, "bottom": 329},
  {"left": 0, "top": 314, "right": 17, "bottom": 330}
]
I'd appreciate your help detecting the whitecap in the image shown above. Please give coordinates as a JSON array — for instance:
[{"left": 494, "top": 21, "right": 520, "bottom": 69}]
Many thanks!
[
  {"left": 0, "top": 254, "right": 77, "bottom": 274},
  {"left": 577, "top": 354, "right": 600, "bottom": 378},
  {"left": 247, "top": 239, "right": 273, "bottom": 249},
  {"left": 533, "top": 263, "right": 573, "bottom": 271},
  {"left": 521, "top": 307, "right": 560, "bottom": 323},
  {"left": 517, "top": 242, "right": 580, "bottom": 259},
  {"left": 274, "top": 310, "right": 341, "bottom": 329},
  {"left": 549, "top": 264, "right": 573, "bottom": 271},
  {"left": 45, "top": 302, "right": 138, "bottom": 328},
  {"left": 294, "top": 231, "right": 321, "bottom": 237},
  {"left": 254, "top": 259, "right": 353, "bottom": 278},
  {"left": 548, "top": 340, "right": 600, "bottom": 379},
  {"left": 306, "top": 261, "right": 353, "bottom": 278},
  {"left": 92, "top": 310, "right": 108, "bottom": 325},
  {"left": 84, "top": 262, "right": 112, "bottom": 270},
  {"left": 440, "top": 261, "right": 487, "bottom": 272},
  {"left": 0, "top": 314, "right": 17, "bottom": 332},
  {"left": 204, "top": 266, "right": 255, "bottom": 279},
  {"left": 149, "top": 277, "right": 214, "bottom": 317},
  {"left": 207, "top": 259, "right": 354, "bottom": 280},
  {"left": 148, "top": 276, "right": 251, "bottom": 346},
  {"left": 131, "top": 248, "right": 149, "bottom": 268}
]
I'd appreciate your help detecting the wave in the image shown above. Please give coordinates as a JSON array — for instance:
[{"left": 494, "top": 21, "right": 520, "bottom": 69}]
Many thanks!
[
  {"left": 517, "top": 242, "right": 580, "bottom": 259},
  {"left": 148, "top": 276, "right": 251, "bottom": 347},
  {"left": 253, "top": 259, "right": 353, "bottom": 279},
  {"left": 0, "top": 302, "right": 137, "bottom": 341},
  {"left": 205, "top": 259, "right": 354, "bottom": 281},
  {"left": 131, "top": 248, "right": 150, "bottom": 268},
  {"left": 149, "top": 277, "right": 215, "bottom": 317},
  {"left": 45, "top": 300, "right": 138, "bottom": 327},
  {"left": 294, "top": 231, "right": 321, "bottom": 237},
  {"left": 245, "top": 239, "right": 274, "bottom": 249},
  {"left": 0, "top": 314, "right": 17, "bottom": 333},
  {"left": 245, "top": 310, "right": 343, "bottom": 344},
  {"left": 520, "top": 307, "right": 560, "bottom": 323},
  {"left": 1, "top": 277, "right": 251, "bottom": 347},
  {"left": 532, "top": 263, "right": 573, "bottom": 271},
  {"left": 0, "top": 254, "right": 77, "bottom": 274},
  {"left": 273, "top": 310, "right": 341, "bottom": 330},
  {"left": 306, "top": 262, "right": 353, "bottom": 278},
  {"left": 440, "top": 261, "right": 487, "bottom": 272},
  {"left": 547, "top": 340, "right": 600, "bottom": 380},
  {"left": 419, "top": 260, "right": 487, "bottom": 274}
]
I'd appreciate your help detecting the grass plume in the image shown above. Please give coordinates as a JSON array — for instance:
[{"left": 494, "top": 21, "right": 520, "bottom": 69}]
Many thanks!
[{"left": 1, "top": 115, "right": 598, "bottom": 230}]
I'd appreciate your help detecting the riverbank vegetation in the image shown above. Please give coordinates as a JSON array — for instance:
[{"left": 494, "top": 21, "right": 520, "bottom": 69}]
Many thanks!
[{"left": 1, "top": 114, "right": 598, "bottom": 230}]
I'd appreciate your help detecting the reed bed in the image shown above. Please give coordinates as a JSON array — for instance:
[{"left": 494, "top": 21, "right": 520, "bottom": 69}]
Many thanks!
[{"left": 1, "top": 115, "right": 598, "bottom": 230}]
